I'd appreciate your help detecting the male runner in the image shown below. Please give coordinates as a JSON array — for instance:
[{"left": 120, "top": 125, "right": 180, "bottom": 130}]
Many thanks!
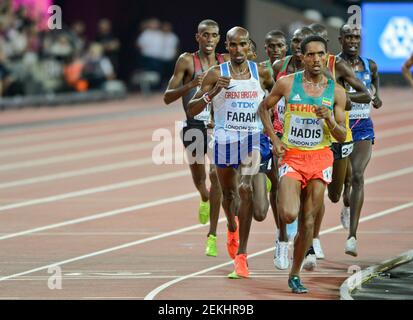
[
  {"left": 163, "top": 19, "right": 225, "bottom": 257},
  {"left": 303, "top": 23, "right": 372, "bottom": 269},
  {"left": 261, "top": 30, "right": 288, "bottom": 79},
  {"left": 338, "top": 24, "right": 382, "bottom": 256},
  {"left": 188, "top": 27, "right": 274, "bottom": 271},
  {"left": 402, "top": 52, "right": 413, "bottom": 87},
  {"left": 259, "top": 35, "right": 347, "bottom": 293},
  {"left": 270, "top": 27, "right": 313, "bottom": 270}
]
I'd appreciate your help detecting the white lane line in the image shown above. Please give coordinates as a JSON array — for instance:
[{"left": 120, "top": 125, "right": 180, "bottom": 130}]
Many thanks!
[
  {"left": 0, "top": 129, "right": 156, "bottom": 159},
  {"left": 0, "top": 118, "right": 162, "bottom": 147},
  {"left": 5, "top": 274, "right": 346, "bottom": 281},
  {"left": 0, "top": 142, "right": 154, "bottom": 172},
  {"left": 373, "top": 142, "right": 413, "bottom": 157},
  {"left": 0, "top": 215, "right": 222, "bottom": 283},
  {"left": 0, "top": 164, "right": 410, "bottom": 241},
  {"left": 0, "top": 122, "right": 410, "bottom": 190},
  {"left": 0, "top": 170, "right": 189, "bottom": 213},
  {"left": 0, "top": 191, "right": 198, "bottom": 241},
  {"left": 144, "top": 201, "right": 413, "bottom": 300},
  {"left": 374, "top": 109, "right": 413, "bottom": 125},
  {"left": 376, "top": 125, "right": 413, "bottom": 139},
  {"left": 0, "top": 158, "right": 155, "bottom": 189},
  {"left": 1, "top": 137, "right": 411, "bottom": 212},
  {"left": 0, "top": 164, "right": 411, "bottom": 287}
]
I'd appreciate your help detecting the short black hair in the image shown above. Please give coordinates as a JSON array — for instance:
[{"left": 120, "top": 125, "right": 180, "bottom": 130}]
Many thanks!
[
  {"left": 309, "top": 23, "right": 327, "bottom": 35},
  {"left": 300, "top": 35, "right": 328, "bottom": 54},
  {"left": 265, "top": 30, "right": 286, "bottom": 42},
  {"left": 297, "top": 27, "right": 314, "bottom": 38},
  {"left": 249, "top": 38, "right": 257, "bottom": 53},
  {"left": 198, "top": 19, "right": 219, "bottom": 31}
]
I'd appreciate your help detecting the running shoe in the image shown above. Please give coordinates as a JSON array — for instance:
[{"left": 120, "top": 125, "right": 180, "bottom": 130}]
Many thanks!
[
  {"left": 228, "top": 254, "right": 249, "bottom": 279},
  {"left": 205, "top": 234, "right": 217, "bottom": 257},
  {"left": 345, "top": 236, "right": 358, "bottom": 257},
  {"left": 226, "top": 217, "right": 239, "bottom": 259},
  {"left": 341, "top": 206, "right": 350, "bottom": 230},
  {"left": 286, "top": 219, "right": 298, "bottom": 242},
  {"left": 266, "top": 176, "right": 272, "bottom": 193},
  {"left": 288, "top": 276, "right": 308, "bottom": 294},
  {"left": 273, "top": 240, "right": 289, "bottom": 270},
  {"left": 198, "top": 200, "right": 210, "bottom": 224},
  {"left": 302, "top": 246, "right": 317, "bottom": 271},
  {"left": 313, "top": 238, "right": 325, "bottom": 259}
]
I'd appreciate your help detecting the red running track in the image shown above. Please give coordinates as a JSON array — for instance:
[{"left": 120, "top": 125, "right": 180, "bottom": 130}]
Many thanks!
[{"left": 0, "top": 88, "right": 412, "bottom": 300}]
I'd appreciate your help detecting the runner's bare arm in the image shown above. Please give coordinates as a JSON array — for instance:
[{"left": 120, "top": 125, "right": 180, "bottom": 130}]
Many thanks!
[
  {"left": 163, "top": 53, "right": 203, "bottom": 105},
  {"left": 258, "top": 65, "right": 276, "bottom": 134},
  {"left": 271, "top": 59, "right": 284, "bottom": 82},
  {"left": 336, "top": 60, "right": 372, "bottom": 106},
  {"left": 369, "top": 59, "right": 383, "bottom": 109},
  {"left": 258, "top": 76, "right": 289, "bottom": 155},
  {"left": 402, "top": 53, "right": 413, "bottom": 87},
  {"left": 259, "top": 65, "right": 275, "bottom": 92},
  {"left": 318, "top": 85, "right": 347, "bottom": 143},
  {"left": 187, "top": 66, "right": 230, "bottom": 117}
]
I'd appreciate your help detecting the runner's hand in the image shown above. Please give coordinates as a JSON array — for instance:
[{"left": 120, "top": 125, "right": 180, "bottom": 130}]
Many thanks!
[
  {"left": 207, "top": 120, "right": 215, "bottom": 129},
  {"left": 273, "top": 141, "right": 288, "bottom": 157},
  {"left": 191, "top": 73, "right": 205, "bottom": 88},
  {"left": 315, "top": 106, "right": 331, "bottom": 120},
  {"left": 210, "top": 76, "right": 231, "bottom": 97},
  {"left": 372, "top": 95, "right": 382, "bottom": 109}
]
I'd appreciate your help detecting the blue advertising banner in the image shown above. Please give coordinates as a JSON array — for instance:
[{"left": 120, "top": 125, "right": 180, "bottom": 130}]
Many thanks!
[{"left": 362, "top": 3, "right": 413, "bottom": 73}]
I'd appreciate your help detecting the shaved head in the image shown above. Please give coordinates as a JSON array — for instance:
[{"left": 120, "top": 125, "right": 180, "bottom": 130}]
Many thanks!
[
  {"left": 198, "top": 19, "right": 219, "bottom": 32},
  {"left": 309, "top": 23, "right": 328, "bottom": 41},
  {"left": 226, "top": 26, "right": 249, "bottom": 41},
  {"left": 293, "top": 26, "right": 314, "bottom": 39},
  {"left": 340, "top": 23, "right": 361, "bottom": 36}
]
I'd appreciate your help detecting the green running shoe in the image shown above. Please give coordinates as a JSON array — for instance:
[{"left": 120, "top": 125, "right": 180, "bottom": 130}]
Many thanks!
[
  {"left": 266, "top": 177, "right": 272, "bottom": 193},
  {"left": 228, "top": 271, "right": 242, "bottom": 279},
  {"left": 288, "top": 276, "right": 308, "bottom": 294},
  {"left": 198, "top": 200, "right": 210, "bottom": 224},
  {"left": 205, "top": 234, "right": 217, "bottom": 257}
]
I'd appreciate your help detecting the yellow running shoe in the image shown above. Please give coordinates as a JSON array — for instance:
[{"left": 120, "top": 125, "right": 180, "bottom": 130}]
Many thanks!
[
  {"left": 198, "top": 200, "right": 210, "bottom": 224},
  {"left": 266, "top": 177, "right": 272, "bottom": 193},
  {"left": 205, "top": 234, "right": 217, "bottom": 257}
]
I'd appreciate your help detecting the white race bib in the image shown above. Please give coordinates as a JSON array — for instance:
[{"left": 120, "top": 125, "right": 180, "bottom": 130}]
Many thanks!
[
  {"left": 277, "top": 98, "right": 286, "bottom": 124},
  {"left": 322, "top": 166, "right": 333, "bottom": 183},
  {"left": 341, "top": 143, "right": 354, "bottom": 158},
  {"left": 287, "top": 115, "right": 324, "bottom": 147},
  {"left": 224, "top": 101, "right": 261, "bottom": 132},
  {"left": 349, "top": 103, "right": 371, "bottom": 120},
  {"left": 194, "top": 102, "right": 211, "bottom": 122}
]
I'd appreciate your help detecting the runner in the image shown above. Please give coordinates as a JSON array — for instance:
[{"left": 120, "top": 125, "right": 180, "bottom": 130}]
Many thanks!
[
  {"left": 259, "top": 35, "right": 347, "bottom": 293},
  {"left": 303, "top": 23, "right": 372, "bottom": 269},
  {"left": 261, "top": 30, "right": 288, "bottom": 79},
  {"left": 163, "top": 19, "right": 225, "bottom": 257},
  {"left": 188, "top": 27, "right": 274, "bottom": 272},
  {"left": 259, "top": 30, "right": 289, "bottom": 268},
  {"left": 270, "top": 27, "right": 313, "bottom": 270},
  {"left": 338, "top": 24, "right": 383, "bottom": 256},
  {"left": 402, "top": 52, "right": 413, "bottom": 87}
]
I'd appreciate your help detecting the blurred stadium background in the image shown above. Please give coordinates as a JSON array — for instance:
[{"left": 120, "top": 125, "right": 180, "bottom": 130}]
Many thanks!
[{"left": 0, "top": 0, "right": 412, "bottom": 109}]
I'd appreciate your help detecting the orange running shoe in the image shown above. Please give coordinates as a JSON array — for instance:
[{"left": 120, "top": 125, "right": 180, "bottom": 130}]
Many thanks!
[
  {"left": 228, "top": 254, "right": 249, "bottom": 279},
  {"left": 226, "top": 216, "right": 239, "bottom": 259}
]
